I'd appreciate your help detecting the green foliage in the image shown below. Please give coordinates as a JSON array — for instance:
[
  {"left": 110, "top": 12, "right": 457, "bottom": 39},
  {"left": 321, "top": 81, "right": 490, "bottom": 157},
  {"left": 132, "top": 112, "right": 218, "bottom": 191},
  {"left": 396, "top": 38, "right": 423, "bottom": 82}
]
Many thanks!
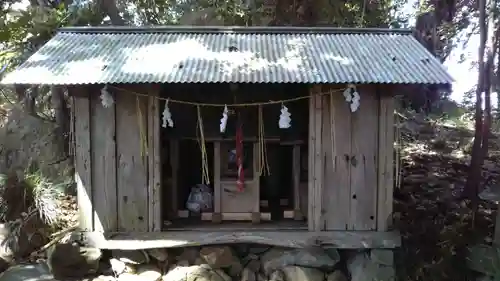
[{"left": 0, "top": 170, "right": 70, "bottom": 256}]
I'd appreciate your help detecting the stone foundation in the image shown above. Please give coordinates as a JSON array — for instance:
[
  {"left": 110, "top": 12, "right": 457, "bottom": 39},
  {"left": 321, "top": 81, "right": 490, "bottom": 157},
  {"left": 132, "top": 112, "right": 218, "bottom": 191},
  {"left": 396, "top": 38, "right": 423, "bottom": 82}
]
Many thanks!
[{"left": 48, "top": 243, "right": 395, "bottom": 281}]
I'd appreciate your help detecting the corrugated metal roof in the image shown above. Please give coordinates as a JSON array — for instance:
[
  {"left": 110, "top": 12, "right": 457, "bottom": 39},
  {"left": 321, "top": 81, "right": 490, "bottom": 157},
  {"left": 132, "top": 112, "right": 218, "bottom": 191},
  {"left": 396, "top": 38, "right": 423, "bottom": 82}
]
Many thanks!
[{"left": 0, "top": 26, "right": 454, "bottom": 85}]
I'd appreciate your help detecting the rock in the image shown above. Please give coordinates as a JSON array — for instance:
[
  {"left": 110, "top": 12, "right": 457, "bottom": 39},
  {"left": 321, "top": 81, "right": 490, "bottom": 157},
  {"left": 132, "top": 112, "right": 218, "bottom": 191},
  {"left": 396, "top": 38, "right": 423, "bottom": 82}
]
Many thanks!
[
  {"left": 0, "top": 225, "right": 13, "bottom": 264},
  {"left": 268, "top": 270, "right": 285, "bottom": 281},
  {"left": 256, "top": 273, "right": 266, "bottom": 281},
  {"left": 48, "top": 243, "right": 102, "bottom": 279},
  {"left": 110, "top": 258, "right": 135, "bottom": 275},
  {"left": 323, "top": 248, "right": 341, "bottom": 262},
  {"left": 261, "top": 247, "right": 338, "bottom": 274},
  {"left": 327, "top": 270, "right": 348, "bottom": 281},
  {"left": 112, "top": 250, "right": 149, "bottom": 265},
  {"left": 0, "top": 262, "right": 54, "bottom": 281},
  {"left": 247, "top": 246, "right": 271, "bottom": 256},
  {"left": 281, "top": 266, "right": 324, "bottom": 281},
  {"left": 214, "top": 269, "right": 232, "bottom": 281},
  {"left": 177, "top": 248, "right": 200, "bottom": 265},
  {"left": 148, "top": 248, "right": 169, "bottom": 262},
  {"left": 199, "top": 246, "right": 238, "bottom": 268},
  {"left": 347, "top": 252, "right": 378, "bottom": 281},
  {"left": 245, "top": 259, "right": 260, "bottom": 272},
  {"left": 194, "top": 257, "right": 206, "bottom": 265},
  {"left": 228, "top": 261, "right": 244, "bottom": 277},
  {"left": 92, "top": 275, "right": 116, "bottom": 281},
  {"left": 162, "top": 265, "right": 230, "bottom": 281},
  {"left": 119, "top": 273, "right": 145, "bottom": 281},
  {"left": 348, "top": 251, "right": 395, "bottom": 281},
  {"left": 240, "top": 267, "right": 256, "bottom": 281},
  {"left": 136, "top": 264, "right": 163, "bottom": 281}
]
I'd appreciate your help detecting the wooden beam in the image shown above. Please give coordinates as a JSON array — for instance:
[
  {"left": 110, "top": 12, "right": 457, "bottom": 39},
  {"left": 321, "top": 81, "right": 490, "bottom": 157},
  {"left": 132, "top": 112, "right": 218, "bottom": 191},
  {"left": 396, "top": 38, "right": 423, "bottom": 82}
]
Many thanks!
[
  {"left": 213, "top": 142, "right": 221, "bottom": 223},
  {"left": 73, "top": 93, "right": 93, "bottom": 231},
  {"left": 170, "top": 140, "right": 179, "bottom": 217},
  {"left": 308, "top": 86, "right": 324, "bottom": 231},
  {"left": 201, "top": 212, "right": 271, "bottom": 221},
  {"left": 292, "top": 145, "right": 302, "bottom": 220},
  {"left": 74, "top": 230, "right": 401, "bottom": 250},
  {"left": 148, "top": 95, "right": 161, "bottom": 232}
]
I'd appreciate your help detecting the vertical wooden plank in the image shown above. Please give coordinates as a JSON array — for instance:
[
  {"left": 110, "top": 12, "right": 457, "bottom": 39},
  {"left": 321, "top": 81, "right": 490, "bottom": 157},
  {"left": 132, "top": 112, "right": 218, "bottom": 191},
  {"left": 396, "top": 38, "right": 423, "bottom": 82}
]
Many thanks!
[
  {"left": 74, "top": 93, "right": 93, "bottom": 231},
  {"left": 307, "top": 89, "right": 315, "bottom": 231},
  {"left": 292, "top": 145, "right": 302, "bottom": 220},
  {"left": 252, "top": 142, "right": 261, "bottom": 223},
  {"left": 308, "top": 86, "right": 324, "bottom": 231},
  {"left": 170, "top": 140, "right": 179, "bottom": 216},
  {"left": 350, "top": 86, "right": 379, "bottom": 230},
  {"left": 148, "top": 95, "right": 162, "bottom": 232},
  {"left": 213, "top": 142, "right": 221, "bottom": 222},
  {"left": 116, "top": 91, "right": 149, "bottom": 231},
  {"left": 376, "top": 92, "right": 395, "bottom": 231},
  {"left": 91, "top": 89, "right": 117, "bottom": 232},
  {"left": 324, "top": 92, "right": 352, "bottom": 230}
]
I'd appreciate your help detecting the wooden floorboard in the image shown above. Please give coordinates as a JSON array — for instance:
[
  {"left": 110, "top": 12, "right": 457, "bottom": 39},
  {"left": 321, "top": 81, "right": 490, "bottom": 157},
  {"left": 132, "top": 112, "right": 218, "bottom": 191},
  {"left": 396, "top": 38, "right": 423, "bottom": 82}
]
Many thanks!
[{"left": 73, "top": 230, "right": 401, "bottom": 250}]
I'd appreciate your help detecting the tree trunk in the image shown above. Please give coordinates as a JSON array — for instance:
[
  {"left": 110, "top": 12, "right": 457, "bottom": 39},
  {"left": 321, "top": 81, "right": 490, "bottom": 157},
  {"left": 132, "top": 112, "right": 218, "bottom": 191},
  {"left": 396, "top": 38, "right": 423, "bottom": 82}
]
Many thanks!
[
  {"left": 480, "top": 6, "right": 497, "bottom": 163},
  {"left": 463, "top": 0, "right": 487, "bottom": 209},
  {"left": 98, "top": 0, "right": 125, "bottom": 25},
  {"left": 51, "top": 86, "right": 70, "bottom": 156}
]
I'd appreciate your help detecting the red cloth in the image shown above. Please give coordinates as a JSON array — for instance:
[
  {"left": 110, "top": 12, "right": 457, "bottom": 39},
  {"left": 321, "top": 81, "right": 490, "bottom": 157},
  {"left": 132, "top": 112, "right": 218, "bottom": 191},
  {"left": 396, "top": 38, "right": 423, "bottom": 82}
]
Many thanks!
[{"left": 235, "top": 119, "right": 244, "bottom": 192}]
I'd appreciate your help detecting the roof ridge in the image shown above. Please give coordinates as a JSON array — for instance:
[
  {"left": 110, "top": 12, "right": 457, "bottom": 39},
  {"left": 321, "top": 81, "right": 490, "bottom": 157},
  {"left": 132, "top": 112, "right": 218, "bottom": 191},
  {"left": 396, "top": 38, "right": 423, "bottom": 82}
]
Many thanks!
[{"left": 58, "top": 25, "right": 414, "bottom": 35}]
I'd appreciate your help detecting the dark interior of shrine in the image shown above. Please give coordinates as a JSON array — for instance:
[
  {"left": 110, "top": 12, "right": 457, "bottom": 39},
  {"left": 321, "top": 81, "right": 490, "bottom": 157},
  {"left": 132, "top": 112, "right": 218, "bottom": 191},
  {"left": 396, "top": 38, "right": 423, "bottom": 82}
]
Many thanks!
[{"left": 158, "top": 83, "right": 310, "bottom": 229}]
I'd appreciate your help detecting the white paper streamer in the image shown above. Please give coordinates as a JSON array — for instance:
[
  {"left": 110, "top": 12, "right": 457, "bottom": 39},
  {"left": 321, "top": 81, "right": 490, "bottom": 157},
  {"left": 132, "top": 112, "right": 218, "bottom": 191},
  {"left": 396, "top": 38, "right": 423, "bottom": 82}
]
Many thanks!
[
  {"left": 343, "top": 84, "right": 361, "bottom": 112},
  {"left": 220, "top": 105, "right": 229, "bottom": 133},
  {"left": 279, "top": 104, "right": 291, "bottom": 129},
  {"left": 162, "top": 99, "right": 174, "bottom": 128},
  {"left": 100, "top": 85, "right": 114, "bottom": 108}
]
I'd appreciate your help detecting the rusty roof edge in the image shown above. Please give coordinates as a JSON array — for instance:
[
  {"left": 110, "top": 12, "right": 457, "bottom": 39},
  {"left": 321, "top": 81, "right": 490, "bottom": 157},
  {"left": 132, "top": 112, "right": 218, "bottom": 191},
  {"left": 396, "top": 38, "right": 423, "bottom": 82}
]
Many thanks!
[{"left": 57, "top": 25, "right": 414, "bottom": 35}]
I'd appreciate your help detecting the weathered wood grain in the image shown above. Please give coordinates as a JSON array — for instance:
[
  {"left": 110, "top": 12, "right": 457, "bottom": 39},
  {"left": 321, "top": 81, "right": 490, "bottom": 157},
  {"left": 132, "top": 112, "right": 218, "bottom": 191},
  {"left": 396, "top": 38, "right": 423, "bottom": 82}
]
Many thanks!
[
  {"left": 308, "top": 86, "right": 324, "bottom": 231},
  {"left": 324, "top": 92, "right": 351, "bottom": 230},
  {"left": 148, "top": 95, "right": 161, "bottom": 232},
  {"left": 75, "top": 230, "right": 401, "bottom": 250},
  {"left": 73, "top": 92, "right": 93, "bottom": 231},
  {"left": 116, "top": 92, "right": 149, "bottom": 231},
  {"left": 90, "top": 88, "right": 117, "bottom": 232},
  {"left": 377, "top": 92, "right": 395, "bottom": 231},
  {"left": 350, "top": 86, "right": 378, "bottom": 230}
]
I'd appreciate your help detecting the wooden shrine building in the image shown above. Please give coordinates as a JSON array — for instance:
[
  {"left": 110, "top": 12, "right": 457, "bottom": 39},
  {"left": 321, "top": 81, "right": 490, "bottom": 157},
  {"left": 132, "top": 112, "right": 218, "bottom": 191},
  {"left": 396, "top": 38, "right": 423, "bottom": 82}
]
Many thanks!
[{"left": 1, "top": 26, "right": 453, "bottom": 249}]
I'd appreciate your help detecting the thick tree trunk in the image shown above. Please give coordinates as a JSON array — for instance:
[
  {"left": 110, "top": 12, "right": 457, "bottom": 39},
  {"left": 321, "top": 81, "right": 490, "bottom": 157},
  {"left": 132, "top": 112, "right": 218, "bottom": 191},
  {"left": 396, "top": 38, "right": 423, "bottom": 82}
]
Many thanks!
[{"left": 463, "top": 0, "right": 488, "bottom": 212}]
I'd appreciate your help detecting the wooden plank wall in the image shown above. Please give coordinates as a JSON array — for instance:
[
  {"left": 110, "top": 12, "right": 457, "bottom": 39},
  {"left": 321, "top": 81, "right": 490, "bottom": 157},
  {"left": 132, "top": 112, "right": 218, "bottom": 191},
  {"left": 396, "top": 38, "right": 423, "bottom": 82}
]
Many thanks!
[
  {"left": 73, "top": 85, "right": 161, "bottom": 233},
  {"left": 73, "top": 89, "right": 93, "bottom": 231},
  {"left": 376, "top": 91, "right": 395, "bottom": 231},
  {"left": 148, "top": 95, "right": 162, "bottom": 232},
  {"left": 323, "top": 91, "right": 351, "bottom": 230},
  {"left": 90, "top": 88, "right": 117, "bottom": 232},
  {"left": 116, "top": 92, "right": 149, "bottom": 231},
  {"left": 320, "top": 86, "right": 391, "bottom": 231}
]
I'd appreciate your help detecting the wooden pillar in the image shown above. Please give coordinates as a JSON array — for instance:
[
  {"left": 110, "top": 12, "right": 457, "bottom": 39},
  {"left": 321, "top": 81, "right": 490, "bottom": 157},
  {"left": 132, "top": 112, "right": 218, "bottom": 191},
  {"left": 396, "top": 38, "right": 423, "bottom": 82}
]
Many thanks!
[
  {"left": 308, "top": 86, "right": 324, "bottom": 231},
  {"left": 252, "top": 142, "right": 261, "bottom": 224},
  {"left": 292, "top": 145, "right": 302, "bottom": 220},
  {"left": 73, "top": 89, "right": 93, "bottom": 232},
  {"left": 148, "top": 94, "right": 162, "bottom": 232},
  {"left": 212, "top": 142, "right": 222, "bottom": 223}
]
